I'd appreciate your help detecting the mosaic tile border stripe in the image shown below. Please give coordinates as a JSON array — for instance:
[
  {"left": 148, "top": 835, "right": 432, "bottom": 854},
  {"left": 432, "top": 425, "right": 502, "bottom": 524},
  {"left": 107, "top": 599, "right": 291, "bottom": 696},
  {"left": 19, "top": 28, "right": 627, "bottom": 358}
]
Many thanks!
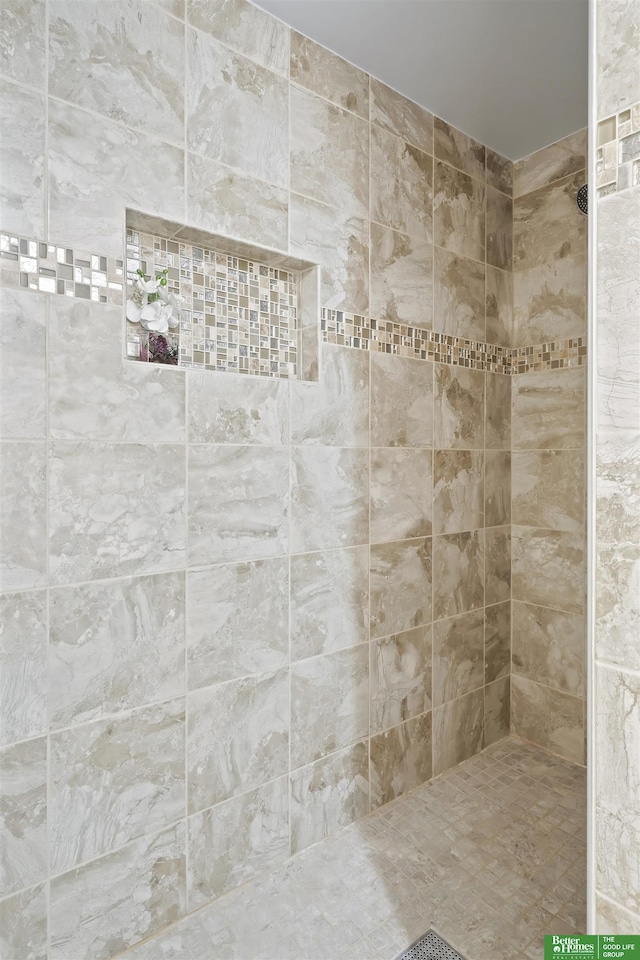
[
  {"left": 1, "top": 230, "right": 587, "bottom": 376},
  {"left": 597, "top": 98, "right": 640, "bottom": 197}
]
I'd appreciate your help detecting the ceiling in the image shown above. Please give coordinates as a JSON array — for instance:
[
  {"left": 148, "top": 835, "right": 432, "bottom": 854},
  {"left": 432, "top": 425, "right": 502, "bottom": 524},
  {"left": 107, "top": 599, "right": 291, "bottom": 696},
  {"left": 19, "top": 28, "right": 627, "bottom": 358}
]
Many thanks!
[{"left": 252, "top": 0, "right": 588, "bottom": 161}]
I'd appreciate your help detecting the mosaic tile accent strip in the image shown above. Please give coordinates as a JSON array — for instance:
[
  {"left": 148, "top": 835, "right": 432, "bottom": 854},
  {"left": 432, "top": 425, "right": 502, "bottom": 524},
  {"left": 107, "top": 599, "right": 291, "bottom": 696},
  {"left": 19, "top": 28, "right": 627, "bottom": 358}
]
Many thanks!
[
  {"left": 597, "top": 99, "right": 640, "bottom": 197},
  {"left": 511, "top": 337, "right": 588, "bottom": 374}
]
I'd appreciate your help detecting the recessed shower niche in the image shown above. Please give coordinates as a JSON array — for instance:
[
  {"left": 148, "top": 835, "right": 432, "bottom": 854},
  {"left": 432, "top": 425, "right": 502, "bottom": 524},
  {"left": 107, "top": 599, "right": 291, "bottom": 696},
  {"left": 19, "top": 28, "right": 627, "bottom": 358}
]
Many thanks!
[{"left": 124, "top": 210, "right": 321, "bottom": 382}]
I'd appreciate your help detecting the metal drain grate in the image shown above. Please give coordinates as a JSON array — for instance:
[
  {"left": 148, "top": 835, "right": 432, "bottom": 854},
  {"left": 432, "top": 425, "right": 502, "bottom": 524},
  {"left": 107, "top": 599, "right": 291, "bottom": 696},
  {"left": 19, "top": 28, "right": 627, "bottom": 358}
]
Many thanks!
[{"left": 396, "top": 929, "right": 467, "bottom": 960}]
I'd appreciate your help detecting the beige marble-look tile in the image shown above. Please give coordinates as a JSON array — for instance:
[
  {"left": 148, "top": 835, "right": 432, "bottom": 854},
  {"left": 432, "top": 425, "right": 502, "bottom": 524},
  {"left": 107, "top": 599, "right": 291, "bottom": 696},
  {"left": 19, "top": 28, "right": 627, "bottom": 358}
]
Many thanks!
[
  {"left": 50, "top": 699, "right": 185, "bottom": 874},
  {"left": 49, "top": 1, "right": 184, "bottom": 143},
  {"left": 485, "top": 450, "right": 511, "bottom": 528},
  {"left": 290, "top": 644, "right": 369, "bottom": 768},
  {"left": 434, "top": 247, "right": 485, "bottom": 340},
  {"left": 290, "top": 546, "right": 369, "bottom": 661},
  {"left": 290, "top": 84, "right": 369, "bottom": 217},
  {"left": 370, "top": 712, "right": 432, "bottom": 807},
  {"left": 434, "top": 117, "right": 485, "bottom": 182},
  {"left": 512, "top": 526, "right": 585, "bottom": 614},
  {"left": 433, "top": 160, "right": 485, "bottom": 263},
  {"left": 187, "top": 27, "right": 288, "bottom": 186},
  {"left": 187, "top": 0, "right": 289, "bottom": 75},
  {"left": 485, "top": 267, "right": 513, "bottom": 348},
  {"left": 370, "top": 222, "right": 433, "bottom": 328},
  {"left": 290, "top": 742, "right": 369, "bottom": 854},
  {"left": 512, "top": 601, "right": 585, "bottom": 696},
  {"left": 433, "top": 609, "right": 484, "bottom": 707},
  {"left": 187, "top": 669, "right": 288, "bottom": 813},
  {"left": 434, "top": 364, "right": 485, "bottom": 450},
  {"left": 485, "top": 525, "right": 511, "bottom": 606},
  {"left": 49, "top": 574, "right": 185, "bottom": 729},
  {"left": 0, "top": 441, "right": 46, "bottom": 592},
  {"left": 486, "top": 186, "right": 513, "bottom": 272},
  {"left": 0, "top": 737, "right": 46, "bottom": 898},
  {"left": 188, "top": 776, "right": 289, "bottom": 907},
  {"left": 513, "top": 171, "right": 586, "bottom": 345},
  {"left": 290, "top": 31, "right": 368, "bottom": 118},
  {"left": 0, "top": 591, "right": 46, "bottom": 746},
  {"left": 188, "top": 444, "right": 288, "bottom": 565},
  {"left": 485, "top": 373, "right": 511, "bottom": 450},
  {"left": 484, "top": 676, "right": 510, "bottom": 747},
  {"left": 0, "top": 80, "right": 45, "bottom": 237},
  {"left": 50, "top": 299, "right": 186, "bottom": 443},
  {"left": 187, "top": 558, "right": 287, "bottom": 689},
  {"left": 289, "top": 192, "right": 368, "bottom": 314},
  {"left": 370, "top": 626, "right": 432, "bottom": 734},
  {"left": 512, "top": 675, "right": 584, "bottom": 764},
  {"left": 371, "top": 125, "right": 433, "bottom": 241},
  {"left": 370, "top": 538, "right": 432, "bottom": 640},
  {"left": 371, "top": 353, "right": 434, "bottom": 448},
  {"left": 512, "top": 449, "right": 584, "bottom": 532},
  {"left": 485, "top": 600, "right": 510, "bottom": 683},
  {"left": 597, "top": 0, "right": 640, "bottom": 115},
  {"left": 432, "top": 688, "right": 483, "bottom": 776},
  {"left": 370, "top": 448, "right": 433, "bottom": 543},
  {"left": 433, "top": 449, "right": 484, "bottom": 535},
  {"left": 187, "top": 153, "right": 288, "bottom": 251},
  {"left": 513, "top": 129, "right": 587, "bottom": 198},
  {"left": 188, "top": 370, "right": 288, "bottom": 444},
  {"left": 0, "top": 881, "right": 47, "bottom": 960},
  {"left": 486, "top": 149, "right": 513, "bottom": 196},
  {"left": 0, "top": 289, "right": 46, "bottom": 440},
  {"left": 290, "top": 446, "right": 369, "bottom": 553},
  {"left": 49, "top": 441, "right": 185, "bottom": 584},
  {"left": 291, "top": 343, "right": 369, "bottom": 446},
  {"left": 370, "top": 77, "right": 433, "bottom": 154},
  {"left": 596, "top": 895, "right": 640, "bottom": 935},
  {"left": 0, "top": 0, "right": 46, "bottom": 87},
  {"left": 50, "top": 821, "right": 186, "bottom": 960},
  {"left": 433, "top": 531, "right": 484, "bottom": 621},
  {"left": 512, "top": 368, "right": 585, "bottom": 450}
]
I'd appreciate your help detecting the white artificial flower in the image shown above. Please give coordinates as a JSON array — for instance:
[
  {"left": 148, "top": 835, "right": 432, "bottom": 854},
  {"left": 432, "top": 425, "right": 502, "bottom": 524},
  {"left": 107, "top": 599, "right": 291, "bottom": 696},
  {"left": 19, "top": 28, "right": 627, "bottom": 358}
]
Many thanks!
[{"left": 126, "top": 298, "right": 143, "bottom": 324}]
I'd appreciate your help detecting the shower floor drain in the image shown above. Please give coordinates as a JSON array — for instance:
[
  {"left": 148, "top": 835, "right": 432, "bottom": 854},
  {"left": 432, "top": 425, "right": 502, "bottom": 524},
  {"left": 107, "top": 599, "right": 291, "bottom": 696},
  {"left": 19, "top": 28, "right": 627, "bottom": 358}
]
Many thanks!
[{"left": 396, "top": 929, "right": 467, "bottom": 960}]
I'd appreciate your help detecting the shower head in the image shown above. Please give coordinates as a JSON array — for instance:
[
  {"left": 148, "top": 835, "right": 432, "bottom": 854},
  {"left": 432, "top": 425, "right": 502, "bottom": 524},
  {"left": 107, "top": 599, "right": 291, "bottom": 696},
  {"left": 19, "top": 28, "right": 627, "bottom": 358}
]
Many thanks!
[{"left": 577, "top": 183, "right": 588, "bottom": 216}]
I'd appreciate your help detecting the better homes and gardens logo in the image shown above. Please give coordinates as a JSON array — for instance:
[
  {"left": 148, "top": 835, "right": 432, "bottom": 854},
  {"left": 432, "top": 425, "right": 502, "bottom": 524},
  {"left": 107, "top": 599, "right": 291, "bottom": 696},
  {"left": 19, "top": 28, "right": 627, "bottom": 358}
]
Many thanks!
[{"left": 544, "top": 936, "right": 640, "bottom": 959}]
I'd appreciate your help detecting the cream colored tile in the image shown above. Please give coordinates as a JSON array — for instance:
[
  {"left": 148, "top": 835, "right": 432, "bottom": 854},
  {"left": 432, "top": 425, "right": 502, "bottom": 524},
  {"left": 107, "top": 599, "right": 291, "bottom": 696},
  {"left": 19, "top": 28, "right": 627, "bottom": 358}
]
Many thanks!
[
  {"left": 291, "top": 344, "right": 369, "bottom": 446},
  {"left": 0, "top": 80, "right": 45, "bottom": 237},
  {"left": 188, "top": 371, "right": 288, "bottom": 444},
  {"left": 370, "top": 223, "right": 433, "bottom": 328},
  {"left": 187, "top": 0, "right": 289, "bottom": 75},
  {"left": 486, "top": 186, "right": 513, "bottom": 271},
  {"left": 434, "top": 247, "right": 485, "bottom": 341},
  {"left": 370, "top": 538, "right": 432, "bottom": 639},
  {"left": 0, "top": 591, "right": 46, "bottom": 746},
  {"left": 485, "top": 450, "right": 511, "bottom": 528},
  {"left": 485, "top": 373, "right": 511, "bottom": 450},
  {"left": 433, "top": 609, "right": 483, "bottom": 707},
  {"left": 485, "top": 526, "right": 511, "bottom": 606},
  {"left": 433, "top": 531, "right": 484, "bottom": 621},
  {"left": 512, "top": 450, "right": 585, "bottom": 532},
  {"left": 371, "top": 125, "right": 433, "bottom": 241},
  {"left": 290, "top": 32, "right": 368, "bottom": 117},
  {"left": 485, "top": 600, "right": 510, "bottom": 683},
  {"left": 370, "top": 625, "right": 432, "bottom": 733},
  {"left": 486, "top": 149, "right": 513, "bottom": 196},
  {"left": 0, "top": 738, "right": 46, "bottom": 898},
  {"left": 484, "top": 676, "right": 510, "bottom": 747},
  {"left": 512, "top": 368, "right": 585, "bottom": 450},
  {"left": 290, "top": 447, "right": 369, "bottom": 553},
  {"left": 433, "top": 449, "right": 483, "bottom": 535},
  {"left": 370, "top": 77, "right": 433, "bottom": 154},
  {"left": 370, "top": 354, "right": 434, "bottom": 448},
  {"left": 434, "top": 160, "right": 485, "bottom": 262},
  {"left": 596, "top": 895, "right": 640, "bottom": 935},
  {"left": 370, "top": 712, "right": 432, "bottom": 806},
  {"left": 0, "top": 882, "right": 47, "bottom": 960},
  {"left": 0, "top": 441, "right": 46, "bottom": 592},
  {"left": 432, "top": 689, "right": 483, "bottom": 776},
  {"left": 512, "top": 526, "right": 585, "bottom": 614},
  {"left": 371, "top": 448, "right": 433, "bottom": 542},
  {"left": 434, "top": 117, "right": 485, "bottom": 181},
  {"left": 0, "top": 289, "right": 46, "bottom": 440},
  {"left": 434, "top": 364, "right": 485, "bottom": 450},
  {"left": 0, "top": 0, "right": 46, "bottom": 87},
  {"left": 513, "top": 129, "right": 587, "bottom": 198},
  {"left": 512, "top": 601, "right": 585, "bottom": 696},
  {"left": 486, "top": 266, "right": 513, "bottom": 348},
  {"left": 512, "top": 675, "right": 584, "bottom": 764}
]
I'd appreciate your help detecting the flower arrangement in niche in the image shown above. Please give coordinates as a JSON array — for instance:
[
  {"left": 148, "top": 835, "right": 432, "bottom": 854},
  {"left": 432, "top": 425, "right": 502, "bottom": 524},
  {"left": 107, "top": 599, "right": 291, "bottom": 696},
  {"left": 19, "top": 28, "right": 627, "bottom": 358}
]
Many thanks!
[{"left": 126, "top": 267, "right": 182, "bottom": 334}]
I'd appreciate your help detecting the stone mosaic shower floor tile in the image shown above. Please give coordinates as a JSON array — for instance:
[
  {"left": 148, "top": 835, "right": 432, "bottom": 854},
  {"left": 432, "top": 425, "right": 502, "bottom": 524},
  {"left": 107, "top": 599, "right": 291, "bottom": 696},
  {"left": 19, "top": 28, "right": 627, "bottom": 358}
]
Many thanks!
[{"left": 118, "top": 737, "right": 586, "bottom": 960}]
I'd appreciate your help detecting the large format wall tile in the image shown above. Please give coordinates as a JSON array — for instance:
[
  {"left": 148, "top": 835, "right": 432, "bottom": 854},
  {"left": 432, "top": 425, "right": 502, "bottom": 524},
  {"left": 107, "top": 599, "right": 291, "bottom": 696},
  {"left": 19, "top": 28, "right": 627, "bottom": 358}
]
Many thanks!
[
  {"left": 49, "top": 1, "right": 185, "bottom": 145},
  {"left": 50, "top": 822, "right": 186, "bottom": 960},
  {"left": 485, "top": 374, "right": 511, "bottom": 450},
  {"left": 187, "top": 0, "right": 289, "bottom": 76},
  {"left": 370, "top": 712, "right": 432, "bottom": 806},
  {"left": 0, "top": 289, "right": 46, "bottom": 440},
  {"left": 596, "top": 895, "right": 640, "bottom": 936},
  {"left": 50, "top": 441, "right": 186, "bottom": 583},
  {"left": 188, "top": 371, "right": 288, "bottom": 444},
  {"left": 370, "top": 448, "right": 433, "bottom": 542},
  {"left": 434, "top": 364, "right": 485, "bottom": 450},
  {"left": 433, "top": 449, "right": 484, "bottom": 535},
  {"left": 290, "top": 32, "right": 368, "bottom": 118},
  {"left": 512, "top": 675, "right": 584, "bottom": 764},
  {"left": 291, "top": 344, "right": 369, "bottom": 446},
  {"left": 484, "top": 676, "right": 510, "bottom": 747},
  {"left": 0, "top": 882, "right": 47, "bottom": 960},
  {"left": 188, "top": 444, "right": 288, "bottom": 565},
  {"left": 0, "top": 737, "right": 47, "bottom": 898},
  {"left": 512, "top": 601, "right": 585, "bottom": 696},
  {"left": 187, "top": 28, "right": 288, "bottom": 186},
  {"left": 290, "top": 546, "right": 369, "bottom": 660},
  {"left": 187, "top": 558, "right": 288, "bottom": 689},
  {"left": 370, "top": 222, "right": 433, "bottom": 328},
  {"left": 0, "top": 441, "right": 46, "bottom": 592},
  {"left": 0, "top": 80, "right": 45, "bottom": 237},
  {"left": 432, "top": 688, "right": 483, "bottom": 776},
  {"left": 290, "top": 742, "right": 369, "bottom": 854},
  {"left": 370, "top": 538, "right": 432, "bottom": 639},
  {"left": 486, "top": 187, "right": 513, "bottom": 271},
  {"left": 512, "top": 526, "right": 585, "bottom": 614},
  {"left": 433, "top": 531, "right": 484, "bottom": 621},
  {"left": 434, "top": 118, "right": 485, "bottom": 182},
  {"left": 188, "top": 776, "right": 289, "bottom": 908},
  {"left": 290, "top": 644, "right": 369, "bottom": 768},
  {"left": 486, "top": 149, "right": 513, "bottom": 196},
  {"left": 512, "top": 367, "right": 585, "bottom": 450},
  {"left": 485, "top": 526, "right": 511, "bottom": 606},
  {"left": 433, "top": 609, "right": 484, "bottom": 707},
  {"left": 433, "top": 161, "right": 485, "bottom": 263},
  {"left": 50, "top": 700, "right": 185, "bottom": 874},
  {"left": 485, "top": 450, "right": 511, "bottom": 528},
  {"left": 290, "top": 447, "right": 369, "bottom": 552},
  {"left": 485, "top": 266, "right": 513, "bottom": 348},
  {"left": 187, "top": 669, "right": 288, "bottom": 813},
  {"left": 370, "top": 125, "right": 433, "bottom": 241},
  {"left": 370, "top": 625, "right": 432, "bottom": 734},
  {"left": 513, "top": 129, "right": 586, "bottom": 198},
  {"left": 49, "top": 573, "right": 185, "bottom": 729},
  {"left": 290, "top": 85, "right": 368, "bottom": 218},
  {"left": 434, "top": 247, "right": 485, "bottom": 340},
  {"left": 370, "top": 354, "right": 434, "bottom": 448},
  {"left": 0, "top": 591, "right": 46, "bottom": 747},
  {"left": 370, "top": 77, "right": 433, "bottom": 154},
  {"left": 485, "top": 601, "right": 510, "bottom": 684},
  {"left": 512, "top": 449, "right": 584, "bottom": 531},
  {"left": 0, "top": 0, "right": 46, "bottom": 88}
]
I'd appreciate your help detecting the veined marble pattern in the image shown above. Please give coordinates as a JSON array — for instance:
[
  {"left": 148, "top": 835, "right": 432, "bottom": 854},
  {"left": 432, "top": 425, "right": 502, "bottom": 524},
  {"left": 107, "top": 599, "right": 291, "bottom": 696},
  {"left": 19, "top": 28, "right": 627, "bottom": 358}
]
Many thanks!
[
  {"left": 0, "top": 882, "right": 48, "bottom": 960},
  {"left": 0, "top": 288, "right": 46, "bottom": 440},
  {"left": 434, "top": 118, "right": 485, "bottom": 182},
  {"left": 291, "top": 343, "right": 369, "bottom": 446},
  {"left": 370, "top": 125, "right": 433, "bottom": 242},
  {"left": 485, "top": 526, "right": 511, "bottom": 607},
  {"left": 370, "top": 712, "right": 432, "bottom": 806},
  {"left": 290, "top": 446, "right": 369, "bottom": 553},
  {"left": 486, "top": 187, "right": 513, "bottom": 272},
  {"left": 0, "top": 441, "right": 46, "bottom": 592},
  {"left": 434, "top": 364, "right": 485, "bottom": 449},
  {"left": 512, "top": 601, "right": 585, "bottom": 697},
  {"left": 433, "top": 609, "right": 484, "bottom": 707},
  {"left": 0, "top": 737, "right": 47, "bottom": 898},
  {"left": 512, "top": 675, "right": 584, "bottom": 765},
  {"left": 290, "top": 32, "right": 368, "bottom": 118},
  {"left": 434, "top": 247, "right": 485, "bottom": 341},
  {"left": 433, "top": 531, "right": 484, "bottom": 621},
  {"left": 0, "top": 591, "right": 46, "bottom": 747},
  {"left": 188, "top": 371, "right": 288, "bottom": 444},
  {"left": 187, "top": 0, "right": 289, "bottom": 76},
  {"left": 0, "top": 0, "right": 46, "bottom": 87},
  {"left": 370, "top": 626, "right": 432, "bottom": 734},
  {"left": 512, "top": 526, "right": 585, "bottom": 614},
  {"left": 433, "top": 161, "right": 485, "bottom": 263},
  {"left": 370, "top": 538, "right": 432, "bottom": 639},
  {"left": 370, "top": 353, "right": 434, "bottom": 447},
  {"left": 512, "top": 449, "right": 585, "bottom": 532},
  {"left": 370, "top": 448, "right": 433, "bottom": 543},
  {"left": 0, "top": 80, "right": 45, "bottom": 238},
  {"left": 49, "top": 573, "right": 185, "bottom": 729},
  {"left": 432, "top": 688, "right": 483, "bottom": 776},
  {"left": 512, "top": 367, "right": 585, "bottom": 449},
  {"left": 433, "top": 449, "right": 484, "bottom": 535},
  {"left": 596, "top": 895, "right": 640, "bottom": 936},
  {"left": 187, "top": 558, "right": 288, "bottom": 689},
  {"left": 486, "top": 373, "right": 511, "bottom": 450},
  {"left": 485, "top": 266, "right": 513, "bottom": 349},
  {"left": 370, "top": 222, "right": 433, "bottom": 328},
  {"left": 597, "top": 0, "right": 640, "bottom": 119},
  {"left": 513, "top": 128, "right": 587, "bottom": 198},
  {"left": 485, "top": 450, "right": 511, "bottom": 528},
  {"left": 484, "top": 676, "right": 511, "bottom": 747},
  {"left": 485, "top": 601, "right": 511, "bottom": 684},
  {"left": 370, "top": 77, "right": 434, "bottom": 154},
  {"left": 486, "top": 148, "right": 513, "bottom": 196}
]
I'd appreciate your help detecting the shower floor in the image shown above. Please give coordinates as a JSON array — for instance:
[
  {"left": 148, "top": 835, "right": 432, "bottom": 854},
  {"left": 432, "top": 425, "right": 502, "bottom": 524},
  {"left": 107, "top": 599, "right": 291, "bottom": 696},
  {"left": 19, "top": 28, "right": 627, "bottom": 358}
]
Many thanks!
[{"left": 119, "top": 737, "right": 586, "bottom": 960}]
